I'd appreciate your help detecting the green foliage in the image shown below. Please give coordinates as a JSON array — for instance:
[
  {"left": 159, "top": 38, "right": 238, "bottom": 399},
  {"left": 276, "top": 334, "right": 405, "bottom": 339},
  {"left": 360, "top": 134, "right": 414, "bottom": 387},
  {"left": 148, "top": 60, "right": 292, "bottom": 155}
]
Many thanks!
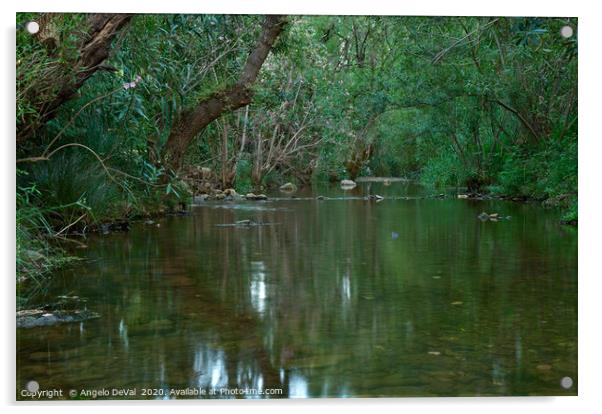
[
  {"left": 234, "top": 159, "right": 254, "bottom": 194},
  {"left": 16, "top": 13, "right": 86, "bottom": 134},
  {"left": 25, "top": 149, "right": 121, "bottom": 223},
  {"left": 499, "top": 132, "right": 577, "bottom": 201},
  {"left": 420, "top": 151, "right": 463, "bottom": 188}
]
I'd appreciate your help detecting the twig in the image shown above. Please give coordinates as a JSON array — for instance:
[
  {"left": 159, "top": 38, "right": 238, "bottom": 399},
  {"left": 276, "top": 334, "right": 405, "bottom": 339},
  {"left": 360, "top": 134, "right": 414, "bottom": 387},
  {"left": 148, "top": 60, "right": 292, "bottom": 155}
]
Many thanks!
[
  {"left": 432, "top": 18, "right": 499, "bottom": 65},
  {"left": 55, "top": 213, "right": 87, "bottom": 236}
]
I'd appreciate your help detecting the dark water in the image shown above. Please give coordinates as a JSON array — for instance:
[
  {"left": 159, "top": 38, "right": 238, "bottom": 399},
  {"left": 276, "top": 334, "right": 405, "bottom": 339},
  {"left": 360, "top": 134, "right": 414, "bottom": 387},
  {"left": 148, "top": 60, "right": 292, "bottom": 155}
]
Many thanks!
[{"left": 16, "top": 182, "right": 578, "bottom": 399}]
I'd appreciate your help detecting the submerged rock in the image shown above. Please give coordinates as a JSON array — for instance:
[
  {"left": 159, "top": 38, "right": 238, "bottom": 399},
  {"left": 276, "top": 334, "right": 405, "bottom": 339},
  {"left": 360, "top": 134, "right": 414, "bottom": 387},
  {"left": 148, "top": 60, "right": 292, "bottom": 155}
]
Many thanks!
[
  {"left": 215, "top": 219, "right": 280, "bottom": 228},
  {"left": 17, "top": 309, "right": 100, "bottom": 329},
  {"left": 235, "top": 219, "right": 254, "bottom": 226},
  {"left": 478, "top": 212, "right": 490, "bottom": 221},
  {"left": 366, "top": 194, "right": 383, "bottom": 201},
  {"left": 478, "top": 212, "right": 508, "bottom": 222}
]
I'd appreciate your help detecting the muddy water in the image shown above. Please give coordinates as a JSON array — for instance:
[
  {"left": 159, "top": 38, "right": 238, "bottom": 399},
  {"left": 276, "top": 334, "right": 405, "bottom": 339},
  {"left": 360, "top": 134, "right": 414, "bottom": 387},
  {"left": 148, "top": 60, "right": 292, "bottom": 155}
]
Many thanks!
[{"left": 16, "top": 182, "right": 578, "bottom": 399}]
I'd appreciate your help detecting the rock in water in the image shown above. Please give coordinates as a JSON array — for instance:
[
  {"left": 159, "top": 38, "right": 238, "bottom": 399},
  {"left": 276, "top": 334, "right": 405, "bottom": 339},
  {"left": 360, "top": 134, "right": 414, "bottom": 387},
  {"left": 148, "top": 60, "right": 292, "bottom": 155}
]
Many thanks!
[
  {"left": 17, "top": 309, "right": 100, "bottom": 328},
  {"left": 477, "top": 212, "right": 505, "bottom": 222},
  {"left": 367, "top": 194, "right": 384, "bottom": 202},
  {"left": 478, "top": 212, "right": 490, "bottom": 221},
  {"left": 245, "top": 193, "right": 268, "bottom": 201},
  {"left": 279, "top": 182, "right": 297, "bottom": 192},
  {"left": 340, "top": 179, "right": 356, "bottom": 189}
]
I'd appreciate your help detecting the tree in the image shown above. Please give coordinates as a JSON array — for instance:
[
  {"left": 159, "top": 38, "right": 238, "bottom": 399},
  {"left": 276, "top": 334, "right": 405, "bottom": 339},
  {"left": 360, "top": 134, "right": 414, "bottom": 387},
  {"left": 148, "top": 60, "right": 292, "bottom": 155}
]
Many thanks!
[
  {"left": 161, "top": 15, "right": 288, "bottom": 172},
  {"left": 17, "top": 13, "right": 132, "bottom": 143}
]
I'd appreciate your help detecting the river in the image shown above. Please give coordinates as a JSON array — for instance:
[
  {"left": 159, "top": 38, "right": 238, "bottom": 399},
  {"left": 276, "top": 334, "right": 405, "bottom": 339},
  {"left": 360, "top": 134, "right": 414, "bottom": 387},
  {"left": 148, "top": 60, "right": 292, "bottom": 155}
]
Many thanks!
[{"left": 16, "top": 181, "right": 578, "bottom": 399}]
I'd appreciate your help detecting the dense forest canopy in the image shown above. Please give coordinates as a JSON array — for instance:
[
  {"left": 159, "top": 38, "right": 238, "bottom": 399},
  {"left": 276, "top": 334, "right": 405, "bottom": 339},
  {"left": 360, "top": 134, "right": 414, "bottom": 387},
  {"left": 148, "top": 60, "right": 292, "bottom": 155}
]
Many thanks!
[{"left": 16, "top": 14, "right": 577, "bottom": 286}]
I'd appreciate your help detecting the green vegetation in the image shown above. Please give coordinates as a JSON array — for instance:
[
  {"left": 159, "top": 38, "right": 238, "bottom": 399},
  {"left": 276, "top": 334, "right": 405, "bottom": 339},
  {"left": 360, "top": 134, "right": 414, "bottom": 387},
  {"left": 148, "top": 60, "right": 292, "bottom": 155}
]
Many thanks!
[{"left": 16, "top": 14, "right": 577, "bottom": 290}]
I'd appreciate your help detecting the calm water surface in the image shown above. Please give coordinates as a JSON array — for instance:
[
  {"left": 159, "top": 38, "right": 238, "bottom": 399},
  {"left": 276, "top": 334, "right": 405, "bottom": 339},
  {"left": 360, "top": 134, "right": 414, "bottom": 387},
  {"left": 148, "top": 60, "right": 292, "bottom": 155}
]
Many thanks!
[{"left": 17, "top": 182, "right": 578, "bottom": 398}]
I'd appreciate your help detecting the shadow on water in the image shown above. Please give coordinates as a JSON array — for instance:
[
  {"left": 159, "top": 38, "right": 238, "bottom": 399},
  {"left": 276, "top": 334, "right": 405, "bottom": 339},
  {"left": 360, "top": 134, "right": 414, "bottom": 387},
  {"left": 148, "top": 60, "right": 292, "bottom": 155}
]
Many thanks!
[{"left": 16, "top": 181, "right": 577, "bottom": 399}]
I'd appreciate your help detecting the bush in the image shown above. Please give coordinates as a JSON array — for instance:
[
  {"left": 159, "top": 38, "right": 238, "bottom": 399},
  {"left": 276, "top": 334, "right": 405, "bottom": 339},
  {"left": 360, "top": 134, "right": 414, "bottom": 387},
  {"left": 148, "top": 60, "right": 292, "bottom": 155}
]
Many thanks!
[{"left": 498, "top": 133, "right": 577, "bottom": 201}]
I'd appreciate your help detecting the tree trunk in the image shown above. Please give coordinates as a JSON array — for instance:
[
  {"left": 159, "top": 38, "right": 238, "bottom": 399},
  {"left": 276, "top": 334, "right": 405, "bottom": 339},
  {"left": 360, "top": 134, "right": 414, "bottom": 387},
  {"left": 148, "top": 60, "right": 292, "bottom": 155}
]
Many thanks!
[
  {"left": 162, "top": 15, "right": 287, "bottom": 172},
  {"left": 221, "top": 120, "right": 229, "bottom": 189},
  {"left": 17, "top": 13, "right": 132, "bottom": 143}
]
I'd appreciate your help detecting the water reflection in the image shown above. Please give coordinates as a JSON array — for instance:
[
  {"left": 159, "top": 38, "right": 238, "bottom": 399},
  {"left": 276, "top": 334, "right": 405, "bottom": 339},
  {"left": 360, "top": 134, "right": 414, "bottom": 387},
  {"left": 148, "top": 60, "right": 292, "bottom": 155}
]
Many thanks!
[
  {"left": 250, "top": 261, "right": 268, "bottom": 316},
  {"left": 118, "top": 319, "right": 129, "bottom": 350},
  {"left": 289, "top": 372, "right": 308, "bottom": 398},
  {"left": 16, "top": 182, "right": 577, "bottom": 398},
  {"left": 193, "top": 344, "right": 228, "bottom": 389},
  {"left": 341, "top": 271, "right": 351, "bottom": 303}
]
